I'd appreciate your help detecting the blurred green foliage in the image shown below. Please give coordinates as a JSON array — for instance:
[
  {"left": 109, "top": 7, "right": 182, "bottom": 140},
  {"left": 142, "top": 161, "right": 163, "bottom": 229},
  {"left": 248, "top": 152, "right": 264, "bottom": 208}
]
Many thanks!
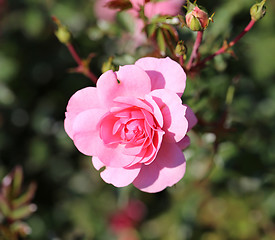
[{"left": 0, "top": 0, "right": 275, "bottom": 239}]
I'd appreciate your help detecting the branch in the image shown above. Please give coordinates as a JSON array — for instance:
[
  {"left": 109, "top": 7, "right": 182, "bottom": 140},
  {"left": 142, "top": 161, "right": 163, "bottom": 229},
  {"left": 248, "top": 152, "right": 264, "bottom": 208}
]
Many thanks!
[
  {"left": 193, "top": 19, "right": 256, "bottom": 70},
  {"left": 186, "top": 31, "right": 204, "bottom": 70}
]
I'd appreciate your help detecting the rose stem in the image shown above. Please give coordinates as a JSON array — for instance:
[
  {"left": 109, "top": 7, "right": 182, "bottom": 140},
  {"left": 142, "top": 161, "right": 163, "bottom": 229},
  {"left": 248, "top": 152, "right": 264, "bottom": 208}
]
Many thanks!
[
  {"left": 179, "top": 55, "right": 184, "bottom": 67},
  {"left": 193, "top": 19, "right": 256, "bottom": 70},
  {"left": 186, "top": 30, "right": 204, "bottom": 71},
  {"left": 66, "top": 43, "right": 98, "bottom": 84}
]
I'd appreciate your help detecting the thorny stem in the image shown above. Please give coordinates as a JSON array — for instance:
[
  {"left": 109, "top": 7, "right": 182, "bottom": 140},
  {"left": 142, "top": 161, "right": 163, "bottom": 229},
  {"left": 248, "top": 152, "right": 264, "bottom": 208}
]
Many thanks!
[
  {"left": 66, "top": 43, "right": 98, "bottom": 84},
  {"left": 186, "top": 31, "right": 204, "bottom": 70},
  {"left": 193, "top": 19, "right": 256, "bottom": 70}
]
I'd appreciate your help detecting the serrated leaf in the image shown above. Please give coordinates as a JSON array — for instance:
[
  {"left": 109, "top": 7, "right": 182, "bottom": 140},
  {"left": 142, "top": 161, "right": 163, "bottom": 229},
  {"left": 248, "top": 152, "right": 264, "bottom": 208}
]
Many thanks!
[
  {"left": 1, "top": 174, "right": 12, "bottom": 200},
  {"left": 9, "top": 204, "right": 37, "bottom": 221},
  {"left": 12, "top": 166, "right": 23, "bottom": 198},
  {"left": 156, "top": 29, "right": 166, "bottom": 56},
  {"left": 160, "top": 24, "right": 178, "bottom": 41},
  {"left": 12, "top": 183, "right": 36, "bottom": 209},
  {"left": 0, "top": 195, "right": 11, "bottom": 217},
  {"left": 151, "top": 15, "right": 170, "bottom": 24},
  {"left": 146, "top": 23, "right": 157, "bottom": 38}
]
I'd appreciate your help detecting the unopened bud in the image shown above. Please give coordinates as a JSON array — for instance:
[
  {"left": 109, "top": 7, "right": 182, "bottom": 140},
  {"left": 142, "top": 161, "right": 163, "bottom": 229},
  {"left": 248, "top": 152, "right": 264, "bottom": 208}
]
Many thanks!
[
  {"left": 175, "top": 40, "right": 187, "bottom": 58},
  {"left": 55, "top": 26, "right": 71, "bottom": 44},
  {"left": 185, "top": 1, "right": 211, "bottom": 31},
  {"left": 250, "top": 0, "right": 266, "bottom": 21},
  {"left": 52, "top": 16, "right": 71, "bottom": 44}
]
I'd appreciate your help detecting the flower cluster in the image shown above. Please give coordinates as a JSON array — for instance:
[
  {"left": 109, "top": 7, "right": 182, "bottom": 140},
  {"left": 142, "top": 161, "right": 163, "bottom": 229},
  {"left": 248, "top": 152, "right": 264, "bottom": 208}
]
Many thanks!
[{"left": 64, "top": 57, "right": 197, "bottom": 193}]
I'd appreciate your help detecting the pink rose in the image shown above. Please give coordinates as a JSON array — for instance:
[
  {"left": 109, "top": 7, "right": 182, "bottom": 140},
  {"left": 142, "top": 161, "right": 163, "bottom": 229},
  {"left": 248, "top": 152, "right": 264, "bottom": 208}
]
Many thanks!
[{"left": 64, "top": 57, "right": 197, "bottom": 193}]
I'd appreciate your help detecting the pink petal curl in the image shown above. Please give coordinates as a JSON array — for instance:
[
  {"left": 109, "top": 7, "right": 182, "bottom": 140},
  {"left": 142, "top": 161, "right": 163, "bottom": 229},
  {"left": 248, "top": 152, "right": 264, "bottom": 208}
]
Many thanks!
[
  {"left": 133, "top": 142, "right": 186, "bottom": 193},
  {"left": 150, "top": 89, "right": 188, "bottom": 143},
  {"left": 64, "top": 87, "right": 102, "bottom": 139},
  {"left": 101, "top": 164, "right": 142, "bottom": 187}
]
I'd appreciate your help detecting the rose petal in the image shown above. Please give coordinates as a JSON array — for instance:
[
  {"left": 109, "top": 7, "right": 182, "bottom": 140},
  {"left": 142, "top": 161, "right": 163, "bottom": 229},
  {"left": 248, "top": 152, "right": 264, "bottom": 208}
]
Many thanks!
[
  {"left": 144, "top": 94, "right": 163, "bottom": 128},
  {"left": 65, "top": 87, "right": 102, "bottom": 139},
  {"left": 92, "top": 156, "right": 105, "bottom": 170},
  {"left": 150, "top": 89, "right": 188, "bottom": 143},
  {"left": 176, "top": 135, "right": 190, "bottom": 150},
  {"left": 135, "top": 57, "right": 186, "bottom": 97},
  {"left": 133, "top": 142, "right": 186, "bottom": 193},
  {"left": 184, "top": 105, "right": 198, "bottom": 131},
  {"left": 141, "top": 129, "right": 164, "bottom": 165},
  {"left": 94, "top": 0, "right": 117, "bottom": 21},
  {"left": 123, "top": 143, "right": 144, "bottom": 156},
  {"left": 96, "top": 143, "right": 137, "bottom": 167},
  {"left": 100, "top": 164, "right": 142, "bottom": 187},
  {"left": 100, "top": 114, "right": 121, "bottom": 144},
  {"left": 72, "top": 109, "right": 107, "bottom": 156},
  {"left": 113, "top": 96, "right": 153, "bottom": 113},
  {"left": 97, "top": 66, "right": 151, "bottom": 108}
]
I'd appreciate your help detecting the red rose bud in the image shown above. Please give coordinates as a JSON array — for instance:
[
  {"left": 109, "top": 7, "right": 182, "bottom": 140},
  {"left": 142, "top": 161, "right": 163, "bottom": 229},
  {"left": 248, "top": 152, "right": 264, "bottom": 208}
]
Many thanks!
[
  {"left": 185, "top": 1, "right": 210, "bottom": 31},
  {"left": 250, "top": 0, "right": 266, "bottom": 21}
]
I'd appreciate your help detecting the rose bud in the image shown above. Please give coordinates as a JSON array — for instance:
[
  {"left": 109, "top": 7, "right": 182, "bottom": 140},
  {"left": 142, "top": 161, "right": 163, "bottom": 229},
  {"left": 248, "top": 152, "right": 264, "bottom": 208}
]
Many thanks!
[
  {"left": 185, "top": 1, "right": 210, "bottom": 31},
  {"left": 250, "top": 0, "right": 266, "bottom": 22}
]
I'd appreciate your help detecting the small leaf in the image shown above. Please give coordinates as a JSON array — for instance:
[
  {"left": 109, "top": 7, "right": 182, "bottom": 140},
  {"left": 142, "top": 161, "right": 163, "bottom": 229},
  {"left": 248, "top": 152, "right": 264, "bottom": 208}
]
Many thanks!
[
  {"left": 146, "top": 23, "right": 157, "bottom": 38},
  {"left": 0, "top": 194, "right": 11, "bottom": 217},
  {"left": 12, "top": 166, "right": 23, "bottom": 198},
  {"left": 151, "top": 15, "right": 170, "bottom": 24},
  {"left": 9, "top": 204, "right": 37, "bottom": 221},
  {"left": 12, "top": 182, "right": 37, "bottom": 208},
  {"left": 161, "top": 23, "right": 178, "bottom": 41},
  {"left": 102, "top": 57, "right": 116, "bottom": 73},
  {"left": 226, "top": 85, "right": 235, "bottom": 105},
  {"left": 156, "top": 29, "right": 166, "bottom": 56}
]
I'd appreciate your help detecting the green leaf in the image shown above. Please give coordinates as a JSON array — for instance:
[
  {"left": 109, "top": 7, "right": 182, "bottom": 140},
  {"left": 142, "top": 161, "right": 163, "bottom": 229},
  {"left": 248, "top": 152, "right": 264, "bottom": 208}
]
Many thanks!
[
  {"left": 12, "top": 166, "right": 23, "bottom": 198},
  {"left": 146, "top": 23, "right": 158, "bottom": 38},
  {"left": 101, "top": 57, "right": 116, "bottom": 73},
  {"left": 9, "top": 204, "right": 37, "bottom": 221},
  {"left": 160, "top": 24, "right": 178, "bottom": 41},
  {"left": 157, "top": 29, "right": 166, "bottom": 56},
  {"left": 0, "top": 195, "right": 11, "bottom": 217},
  {"left": 12, "top": 183, "right": 36, "bottom": 209},
  {"left": 151, "top": 15, "right": 170, "bottom": 24}
]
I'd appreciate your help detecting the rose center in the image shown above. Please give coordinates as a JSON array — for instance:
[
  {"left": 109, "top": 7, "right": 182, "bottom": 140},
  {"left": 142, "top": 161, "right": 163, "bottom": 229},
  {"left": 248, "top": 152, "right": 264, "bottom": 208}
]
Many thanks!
[{"left": 122, "top": 119, "right": 144, "bottom": 142}]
